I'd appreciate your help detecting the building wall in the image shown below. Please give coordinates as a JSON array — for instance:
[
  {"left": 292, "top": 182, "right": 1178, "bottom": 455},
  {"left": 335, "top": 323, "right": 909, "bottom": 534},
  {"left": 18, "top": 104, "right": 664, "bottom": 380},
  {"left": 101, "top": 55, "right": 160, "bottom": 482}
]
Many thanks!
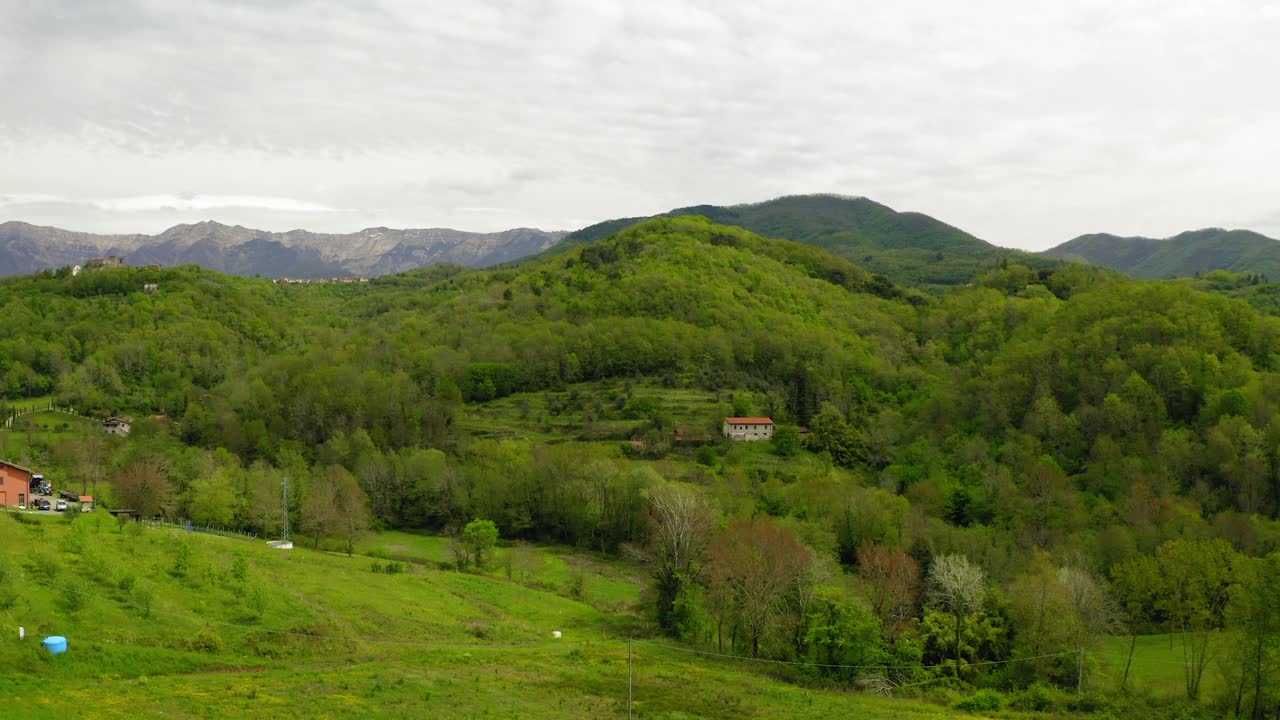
[
  {"left": 0, "top": 464, "right": 33, "bottom": 506},
  {"left": 721, "top": 421, "right": 775, "bottom": 441}
]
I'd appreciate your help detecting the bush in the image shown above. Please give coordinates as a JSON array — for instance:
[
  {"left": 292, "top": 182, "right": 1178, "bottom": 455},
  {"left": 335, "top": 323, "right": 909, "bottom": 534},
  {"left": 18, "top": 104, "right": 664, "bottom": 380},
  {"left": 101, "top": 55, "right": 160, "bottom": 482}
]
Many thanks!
[
  {"left": 57, "top": 579, "right": 87, "bottom": 615},
  {"left": 953, "top": 689, "right": 1005, "bottom": 713},
  {"left": 132, "top": 583, "right": 154, "bottom": 618},
  {"left": 185, "top": 628, "right": 225, "bottom": 654},
  {"left": 230, "top": 556, "right": 249, "bottom": 582},
  {"left": 24, "top": 551, "right": 60, "bottom": 581},
  {"left": 1008, "top": 681, "right": 1062, "bottom": 712},
  {"left": 170, "top": 541, "right": 191, "bottom": 578}
]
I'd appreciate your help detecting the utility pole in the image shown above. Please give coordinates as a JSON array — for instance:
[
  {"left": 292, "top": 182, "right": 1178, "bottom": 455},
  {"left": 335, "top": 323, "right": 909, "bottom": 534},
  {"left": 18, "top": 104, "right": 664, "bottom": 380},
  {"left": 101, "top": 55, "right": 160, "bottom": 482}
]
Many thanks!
[
  {"left": 628, "top": 637, "right": 633, "bottom": 720},
  {"left": 1077, "top": 647, "right": 1084, "bottom": 695}
]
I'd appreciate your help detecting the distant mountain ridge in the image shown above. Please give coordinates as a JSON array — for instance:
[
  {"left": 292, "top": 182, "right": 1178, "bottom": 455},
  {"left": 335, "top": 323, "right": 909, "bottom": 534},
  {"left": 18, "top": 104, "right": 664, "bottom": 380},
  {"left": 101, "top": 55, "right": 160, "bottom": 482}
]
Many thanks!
[
  {"left": 0, "top": 220, "right": 567, "bottom": 278},
  {"left": 1042, "top": 228, "right": 1280, "bottom": 279}
]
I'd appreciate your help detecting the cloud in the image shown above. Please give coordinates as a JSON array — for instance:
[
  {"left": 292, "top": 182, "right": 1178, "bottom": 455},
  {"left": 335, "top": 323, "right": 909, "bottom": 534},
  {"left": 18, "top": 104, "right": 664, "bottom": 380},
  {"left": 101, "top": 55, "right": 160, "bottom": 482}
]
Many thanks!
[
  {"left": 1, "top": 0, "right": 1279, "bottom": 244},
  {"left": 91, "top": 195, "right": 342, "bottom": 213}
]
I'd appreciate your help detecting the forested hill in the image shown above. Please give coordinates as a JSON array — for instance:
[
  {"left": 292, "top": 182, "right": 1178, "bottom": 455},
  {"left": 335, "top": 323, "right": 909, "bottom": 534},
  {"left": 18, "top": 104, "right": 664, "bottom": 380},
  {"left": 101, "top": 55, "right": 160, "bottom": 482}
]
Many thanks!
[
  {"left": 6, "top": 216, "right": 1280, "bottom": 535},
  {"left": 1043, "top": 227, "right": 1280, "bottom": 279},
  {"left": 553, "top": 194, "right": 1053, "bottom": 292}
]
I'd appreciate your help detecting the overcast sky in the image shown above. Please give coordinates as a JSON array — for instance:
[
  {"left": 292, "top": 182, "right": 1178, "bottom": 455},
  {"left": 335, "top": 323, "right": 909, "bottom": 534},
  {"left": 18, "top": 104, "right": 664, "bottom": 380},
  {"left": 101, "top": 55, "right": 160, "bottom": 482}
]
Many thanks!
[{"left": 2, "top": 0, "right": 1279, "bottom": 250}]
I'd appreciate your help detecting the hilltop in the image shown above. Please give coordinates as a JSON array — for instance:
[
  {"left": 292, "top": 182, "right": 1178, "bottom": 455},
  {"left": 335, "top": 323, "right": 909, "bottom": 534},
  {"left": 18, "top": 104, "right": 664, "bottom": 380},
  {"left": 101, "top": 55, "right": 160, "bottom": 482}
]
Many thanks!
[
  {"left": 1042, "top": 227, "right": 1280, "bottom": 279},
  {"left": 555, "top": 194, "right": 1053, "bottom": 291}
]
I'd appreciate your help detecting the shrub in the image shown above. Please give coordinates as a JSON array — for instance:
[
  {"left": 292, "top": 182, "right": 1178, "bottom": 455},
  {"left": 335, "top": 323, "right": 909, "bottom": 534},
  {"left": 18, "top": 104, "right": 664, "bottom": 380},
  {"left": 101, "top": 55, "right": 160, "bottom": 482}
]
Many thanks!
[
  {"left": 170, "top": 541, "right": 191, "bottom": 578},
  {"left": 116, "top": 574, "right": 137, "bottom": 595},
  {"left": 185, "top": 628, "right": 225, "bottom": 654},
  {"left": 57, "top": 579, "right": 87, "bottom": 615},
  {"left": 230, "top": 556, "right": 249, "bottom": 582},
  {"left": 1008, "top": 681, "right": 1061, "bottom": 712},
  {"left": 953, "top": 689, "right": 1005, "bottom": 713},
  {"left": 132, "top": 583, "right": 154, "bottom": 617},
  {"left": 245, "top": 583, "right": 267, "bottom": 619},
  {"left": 24, "top": 551, "right": 60, "bottom": 581}
]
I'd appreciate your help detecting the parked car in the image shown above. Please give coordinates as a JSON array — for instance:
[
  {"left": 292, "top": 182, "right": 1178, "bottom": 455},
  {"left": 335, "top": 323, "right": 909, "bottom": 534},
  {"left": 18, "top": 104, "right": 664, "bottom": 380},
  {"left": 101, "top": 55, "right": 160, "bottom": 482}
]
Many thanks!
[
  {"left": 55, "top": 500, "right": 67, "bottom": 512},
  {"left": 38, "top": 499, "right": 51, "bottom": 511}
]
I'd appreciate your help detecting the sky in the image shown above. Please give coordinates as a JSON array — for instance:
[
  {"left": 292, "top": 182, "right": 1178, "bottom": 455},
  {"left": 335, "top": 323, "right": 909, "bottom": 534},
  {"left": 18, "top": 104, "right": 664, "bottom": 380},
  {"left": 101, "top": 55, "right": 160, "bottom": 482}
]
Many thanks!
[{"left": 2, "top": 0, "right": 1279, "bottom": 251}]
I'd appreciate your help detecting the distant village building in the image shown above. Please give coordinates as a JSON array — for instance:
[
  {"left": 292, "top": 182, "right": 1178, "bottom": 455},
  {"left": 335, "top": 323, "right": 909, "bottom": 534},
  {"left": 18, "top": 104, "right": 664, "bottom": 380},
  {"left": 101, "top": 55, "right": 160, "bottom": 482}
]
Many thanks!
[
  {"left": 272, "top": 276, "right": 370, "bottom": 285},
  {"left": 85, "top": 256, "right": 125, "bottom": 270},
  {"left": 0, "top": 459, "right": 35, "bottom": 507},
  {"left": 103, "top": 416, "right": 132, "bottom": 436},
  {"left": 143, "top": 283, "right": 158, "bottom": 293},
  {"left": 722, "top": 417, "right": 775, "bottom": 441},
  {"left": 70, "top": 264, "right": 82, "bottom": 277}
]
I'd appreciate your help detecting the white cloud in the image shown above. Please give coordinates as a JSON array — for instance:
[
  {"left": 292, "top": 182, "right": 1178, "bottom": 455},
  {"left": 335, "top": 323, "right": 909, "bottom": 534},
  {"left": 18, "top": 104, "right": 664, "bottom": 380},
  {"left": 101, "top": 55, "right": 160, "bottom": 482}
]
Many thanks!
[
  {"left": 1, "top": 0, "right": 1278, "bottom": 247},
  {"left": 91, "top": 194, "right": 342, "bottom": 213}
]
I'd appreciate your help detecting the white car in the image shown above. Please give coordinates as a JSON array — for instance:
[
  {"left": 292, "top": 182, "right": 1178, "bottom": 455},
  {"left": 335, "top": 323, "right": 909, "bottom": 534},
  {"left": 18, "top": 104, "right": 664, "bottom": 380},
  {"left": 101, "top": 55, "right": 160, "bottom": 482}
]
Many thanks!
[{"left": 55, "top": 500, "right": 67, "bottom": 512}]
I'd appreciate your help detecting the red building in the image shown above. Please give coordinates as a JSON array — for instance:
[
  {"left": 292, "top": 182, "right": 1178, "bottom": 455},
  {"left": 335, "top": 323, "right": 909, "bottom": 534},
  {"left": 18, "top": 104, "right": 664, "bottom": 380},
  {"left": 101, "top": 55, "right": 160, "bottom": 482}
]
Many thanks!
[{"left": 0, "top": 459, "right": 34, "bottom": 507}]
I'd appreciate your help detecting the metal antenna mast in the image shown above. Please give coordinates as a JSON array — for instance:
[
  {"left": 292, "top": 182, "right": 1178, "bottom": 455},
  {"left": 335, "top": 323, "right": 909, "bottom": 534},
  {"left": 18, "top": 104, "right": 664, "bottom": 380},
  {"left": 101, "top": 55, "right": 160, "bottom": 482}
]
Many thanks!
[{"left": 281, "top": 476, "right": 290, "bottom": 544}]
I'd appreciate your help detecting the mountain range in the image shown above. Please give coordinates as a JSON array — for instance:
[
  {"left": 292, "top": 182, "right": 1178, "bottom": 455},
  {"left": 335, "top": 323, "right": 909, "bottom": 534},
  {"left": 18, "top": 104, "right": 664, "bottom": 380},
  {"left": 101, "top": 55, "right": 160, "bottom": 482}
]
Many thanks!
[
  {"left": 1041, "top": 228, "right": 1280, "bottom": 279},
  {"left": 5, "top": 194, "right": 1280, "bottom": 285},
  {"left": 0, "top": 220, "right": 567, "bottom": 278}
]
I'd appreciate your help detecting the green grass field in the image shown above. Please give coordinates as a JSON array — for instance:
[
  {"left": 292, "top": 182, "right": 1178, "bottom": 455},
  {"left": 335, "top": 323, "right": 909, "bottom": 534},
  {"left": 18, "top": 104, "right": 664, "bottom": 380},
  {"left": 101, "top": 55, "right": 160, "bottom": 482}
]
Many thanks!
[
  {"left": 0, "top": 408, "right": 101, "bottom": 463},
  {"left": 1095, "top": 633, "right": 1226, "bottom": 699},
  {"left": 356, "top": 530, "right": 645, "bottom": 608},
  {"left": 461, "top": 382, "right": 741, "bottom": 443},
  {"left": 0, "top": 512, "right": 1010, "bottom": 719}
]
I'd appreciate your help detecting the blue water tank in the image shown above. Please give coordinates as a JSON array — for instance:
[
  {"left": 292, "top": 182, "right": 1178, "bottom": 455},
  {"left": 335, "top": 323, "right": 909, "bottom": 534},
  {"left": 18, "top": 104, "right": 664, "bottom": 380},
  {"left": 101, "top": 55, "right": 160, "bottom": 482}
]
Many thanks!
[{"left": 42, "top": 636, "right": 67, "bottom": 655}]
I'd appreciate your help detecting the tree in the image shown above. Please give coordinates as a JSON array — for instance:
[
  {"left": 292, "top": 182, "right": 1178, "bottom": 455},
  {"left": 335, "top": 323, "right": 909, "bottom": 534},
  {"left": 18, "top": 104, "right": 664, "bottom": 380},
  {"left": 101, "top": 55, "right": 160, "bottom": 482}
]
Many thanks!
[
  {"left": 771, "top": 425, "right": 800, "bottom": 457},
  {"left": 300, "top": 473, "right": 336, "bottom": 550},
  {"left": 804, "top": 588, "right": 883, "bottom": 680},
  {"left": 1110, "top": 554, "right": 1162, "bottom": 689},
  {"left": 1225, "top": 553, "right": 1280, "bottom": 719},
  {"left": 706, "top": 517, "right": 815, "bottom": 657},
  {"left": 926, "top": 554, "right": 986, "bottom": 678},
  {"left": 1057, "top": 566, "right": 1121, "bottom": 693},
  {"left": 857, "top": 541, "right": 920, "bottom": 640},
  {"left": 805, "top": 404, "right": 866, "bottom": 468},
  {"left": 1155, "top": 538, "right": 1240, "bottom": 700},
  {"left": 299, "top": 466, "right": 368, "bottom": 551},
  {"left": 1007, "top": 552, "right": 1074, "bottom": 684},
  {"left": 646, "top": 483, "right": 714, "bottom": 634},
  {"left": 187, "top": 469, "right": 238, "bottom": 527},
  {"left": 461, "top": 518, "right": 499, "bottom": 570},
  {"left": 331, "top": 465, "right": 371, "bottom": 556},
  {"left": 112, "top": 460, "right": 174, "bottom": 518}
]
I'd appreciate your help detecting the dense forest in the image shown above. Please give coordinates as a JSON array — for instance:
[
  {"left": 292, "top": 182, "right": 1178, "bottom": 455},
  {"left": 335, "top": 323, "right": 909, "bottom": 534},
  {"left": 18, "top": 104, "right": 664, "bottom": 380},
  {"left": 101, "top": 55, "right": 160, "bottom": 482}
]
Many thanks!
[{"left": 4, "top": 215, "right": 1280, "bottom": 715}]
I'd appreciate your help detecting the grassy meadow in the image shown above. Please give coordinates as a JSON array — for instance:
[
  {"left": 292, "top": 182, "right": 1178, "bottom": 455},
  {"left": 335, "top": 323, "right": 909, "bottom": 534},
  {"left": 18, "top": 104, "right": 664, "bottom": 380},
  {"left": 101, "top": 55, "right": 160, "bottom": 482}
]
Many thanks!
[{"left": 0, "top": 511, "right": 1016, "bottom": 719}]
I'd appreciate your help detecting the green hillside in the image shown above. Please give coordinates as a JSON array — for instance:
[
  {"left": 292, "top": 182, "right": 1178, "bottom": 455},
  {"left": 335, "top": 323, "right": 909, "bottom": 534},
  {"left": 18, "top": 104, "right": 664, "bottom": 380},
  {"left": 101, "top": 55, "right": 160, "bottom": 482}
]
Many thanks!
[
  {"left": 2, "top": 217, "right": 1280, "bottom": 717},
  {"left": 3, "top": 512, "right": 1014, "bottom": 719},
  {"left": 1043, "top": 228, "right": 1280, "bottom": 279},
  {"left": 556, "top": 194, "right": 1055, "bottom": 291}
]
